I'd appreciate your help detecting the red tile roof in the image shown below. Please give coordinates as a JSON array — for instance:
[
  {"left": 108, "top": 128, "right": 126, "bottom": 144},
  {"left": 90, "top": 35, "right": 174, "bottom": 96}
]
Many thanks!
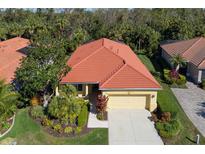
[
  {"left": 61, "top": 38, "right": 160, "bottom": 90},
  {"left": 161, "top": 37, "right": 205, "bottom": 69},
  {"left": 0, "top": 37, "right": 30, "bottom": 83}
]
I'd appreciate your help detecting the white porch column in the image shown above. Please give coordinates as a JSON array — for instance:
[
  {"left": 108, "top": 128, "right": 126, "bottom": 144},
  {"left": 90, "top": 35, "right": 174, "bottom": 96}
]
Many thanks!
[
  {"left": 85, "top": 84, "right": 89, "bottom": 96},
  {"left": 198, "top": 70, "right": 202, "bottom": 83}
]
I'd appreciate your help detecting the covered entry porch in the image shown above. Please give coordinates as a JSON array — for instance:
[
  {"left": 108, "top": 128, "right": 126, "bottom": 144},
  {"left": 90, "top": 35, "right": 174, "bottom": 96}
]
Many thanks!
[{"left": 73, "top": 83, "right": 99, "bottom": 97}]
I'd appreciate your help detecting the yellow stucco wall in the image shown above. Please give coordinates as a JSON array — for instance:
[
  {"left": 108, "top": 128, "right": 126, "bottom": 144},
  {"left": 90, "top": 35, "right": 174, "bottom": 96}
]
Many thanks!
[{"left": 102, "top": 90, "right": 158, "bottom": 112}]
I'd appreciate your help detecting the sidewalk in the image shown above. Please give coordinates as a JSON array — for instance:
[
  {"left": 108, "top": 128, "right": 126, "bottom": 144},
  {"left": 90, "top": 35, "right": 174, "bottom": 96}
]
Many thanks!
[{"left": 87, "top": 112, "right": 108, "bottom": 128}]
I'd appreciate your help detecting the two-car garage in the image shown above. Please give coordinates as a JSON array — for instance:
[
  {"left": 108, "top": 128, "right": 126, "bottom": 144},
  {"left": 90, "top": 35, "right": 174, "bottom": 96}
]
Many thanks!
[
  {"left": 107, "top": 95, "right": 148, "bottom": 109},
  {"left": 102, "top": 91, "right": 158, "bottom": 112}
]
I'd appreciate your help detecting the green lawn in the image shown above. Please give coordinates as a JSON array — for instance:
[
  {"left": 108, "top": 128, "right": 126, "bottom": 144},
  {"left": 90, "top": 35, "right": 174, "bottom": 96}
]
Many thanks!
[
  {"left": 138, "top": 54, "right": 205, "bottom": 145},
  {"left": 0, "top": 108, "right": 108, "bottom": 145}
]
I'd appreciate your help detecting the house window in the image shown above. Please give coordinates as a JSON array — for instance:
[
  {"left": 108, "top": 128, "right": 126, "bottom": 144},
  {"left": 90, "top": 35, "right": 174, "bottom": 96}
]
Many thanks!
[{"left": 74, "top": 84, "right": 82, "bottom": 91}]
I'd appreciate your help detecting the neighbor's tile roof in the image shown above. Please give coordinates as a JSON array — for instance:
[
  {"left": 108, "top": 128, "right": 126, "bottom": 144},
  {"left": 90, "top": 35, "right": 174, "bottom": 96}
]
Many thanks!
[
  {"left": 0, "top": 37, "right": 30, "bottom": 83},
  {"left": 61, "top": 38, "right": 160, "bottom": 90},
  {"left": 161, "top": 37, "right": 205, "bottom": 69}
]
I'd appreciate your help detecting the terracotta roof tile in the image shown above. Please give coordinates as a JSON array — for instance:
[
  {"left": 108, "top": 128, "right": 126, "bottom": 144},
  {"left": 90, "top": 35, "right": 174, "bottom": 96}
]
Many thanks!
[
  {"left": 160, "top": 37, "right": 201, "bottom": 56},
  {"left": 0, "top": 37, "right": 30, "bottom": 83},
  {"left": 161, "top": 37, "right": 205, "bottom": 69},
  {"left": 100, "top": 64, "right": 160, "bottom": 89},
  {"left": 61, "top": 38, "right": 160, "bottom": 89}
]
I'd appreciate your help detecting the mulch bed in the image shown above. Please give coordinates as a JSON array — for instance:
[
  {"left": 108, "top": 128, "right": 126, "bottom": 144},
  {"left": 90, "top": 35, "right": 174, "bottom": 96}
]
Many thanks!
[
  {"left": 35, "top": 118, "right": 93, "bottom": 137},
  {"left": 28, "top": 109, "right": 92, "bottom": 138}
]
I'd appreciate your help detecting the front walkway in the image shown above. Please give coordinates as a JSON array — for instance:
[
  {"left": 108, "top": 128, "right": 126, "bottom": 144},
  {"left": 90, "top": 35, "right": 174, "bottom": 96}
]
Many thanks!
[
  {"left": 171, "top": 81, "right": 205, "bottom": 137},
  {"left": 87, "top": 93, "right": 108, "bottom": 128},
  {"left": 87, "top": 112, "right": 108, "bottom": 128}
]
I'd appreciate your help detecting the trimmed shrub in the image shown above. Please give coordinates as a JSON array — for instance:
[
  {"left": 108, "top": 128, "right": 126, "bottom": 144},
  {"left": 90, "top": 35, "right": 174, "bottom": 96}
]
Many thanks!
[
  {"left": 41, "top": 117, "right": 53, "bottom": 127},
  {"left": 53, "top": 124, "right": 62, "bottom": 133},
  {"left": 156, "top": 119, "right": 182, "bottom": 138},
  {"left": 30, "top": 105, "right": 44, "bottom": 119},
  {"left": 74, "top": 127, "right": 82, "bottom": 134},
  {"left": 78, "top": 105, "right": 88, "bottom": 127},
  {"left": 64, "top": 126, "right": 73, "bottom": 134}
]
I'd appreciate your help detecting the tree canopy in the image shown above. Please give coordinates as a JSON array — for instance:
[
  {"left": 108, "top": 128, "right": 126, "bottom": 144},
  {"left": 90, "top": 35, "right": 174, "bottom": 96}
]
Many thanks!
[
  {"left": 14, "top": 33, "right": 70, "bottom": 103},
  {"left": 1, "top": 8, "right": 205, "bottom": 55}
]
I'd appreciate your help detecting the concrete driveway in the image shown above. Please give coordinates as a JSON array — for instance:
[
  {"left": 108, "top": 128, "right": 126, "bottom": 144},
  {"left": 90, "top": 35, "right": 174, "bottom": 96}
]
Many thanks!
[{"left": 108, "top": 109, "right": 163, "bottom": 145}]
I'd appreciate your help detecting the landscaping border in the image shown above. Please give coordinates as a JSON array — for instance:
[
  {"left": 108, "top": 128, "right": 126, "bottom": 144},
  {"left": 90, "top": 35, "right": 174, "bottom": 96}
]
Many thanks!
[{"left": 0, "top": 114, "right": 16, "bottom": 138}]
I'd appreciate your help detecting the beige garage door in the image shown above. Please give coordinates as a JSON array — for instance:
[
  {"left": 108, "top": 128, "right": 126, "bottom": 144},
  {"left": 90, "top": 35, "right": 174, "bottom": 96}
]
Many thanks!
[{"left": 108, "top": 95, "right": 147, "bottom": 109}]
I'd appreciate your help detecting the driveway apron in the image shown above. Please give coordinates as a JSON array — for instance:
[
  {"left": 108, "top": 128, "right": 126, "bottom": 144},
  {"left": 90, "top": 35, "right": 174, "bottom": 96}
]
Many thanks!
[{"left": 108, "top": 109, "right": 163, "bottom": 145}]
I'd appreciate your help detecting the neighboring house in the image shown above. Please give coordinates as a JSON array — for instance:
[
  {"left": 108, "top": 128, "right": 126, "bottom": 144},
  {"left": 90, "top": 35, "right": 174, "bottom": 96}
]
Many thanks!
[
  {"left": 0, "top": 37, "right": 30, "bottom": 83},
  {"left": 61, "top": 38, "right": 161, "bottom": 112},
  {"left": 161, "top": 37, "right": 205, "bottom": 84}
]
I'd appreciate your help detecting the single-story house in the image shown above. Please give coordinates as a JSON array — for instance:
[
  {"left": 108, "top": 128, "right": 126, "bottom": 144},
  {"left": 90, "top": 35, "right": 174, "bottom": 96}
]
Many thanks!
[
  {"left": 0, "top": 37, "right": 30, "bottom": 83},
  {"left": 161, "top": 37, "right": 205, "bottom": 84},
  {"left": 61, "top": 38, "right": 161, "bottom": 111}
]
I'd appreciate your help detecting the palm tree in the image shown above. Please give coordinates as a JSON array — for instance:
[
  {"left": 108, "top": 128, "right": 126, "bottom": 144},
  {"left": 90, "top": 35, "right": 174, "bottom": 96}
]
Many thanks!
[
  {"left": 0, "top": 80, "right": 19, "bottom": 121},
  {"left": 171, "top": 54, "right": 186, "bottom": 72}
]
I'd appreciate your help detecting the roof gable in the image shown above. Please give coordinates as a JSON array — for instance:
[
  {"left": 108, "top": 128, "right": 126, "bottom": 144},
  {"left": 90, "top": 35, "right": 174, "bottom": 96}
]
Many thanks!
[
  {"left": 61, "top": 47, "right": 124, "bottom": 83},
  {"left": 100, "top": 64, "right": 160, "bottom": 89}
]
